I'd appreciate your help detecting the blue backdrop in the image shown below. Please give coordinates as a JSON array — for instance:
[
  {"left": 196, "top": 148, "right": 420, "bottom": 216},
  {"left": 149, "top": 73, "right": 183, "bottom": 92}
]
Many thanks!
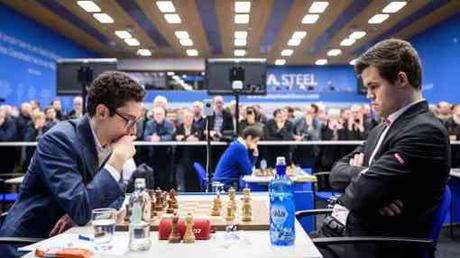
[{"left": 0, "top": 2, "right": 96, "bottom": 110}]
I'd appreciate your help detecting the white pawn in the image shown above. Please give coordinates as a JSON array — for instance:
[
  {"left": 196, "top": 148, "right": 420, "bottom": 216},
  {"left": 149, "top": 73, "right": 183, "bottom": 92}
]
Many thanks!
[{"left": 183, "top": 213, "right": 196, "bottom": 243}]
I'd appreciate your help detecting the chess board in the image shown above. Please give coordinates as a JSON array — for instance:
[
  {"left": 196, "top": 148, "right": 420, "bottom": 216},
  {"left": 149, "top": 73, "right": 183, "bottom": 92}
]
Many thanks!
[{"left": 116, "top": 198, "right": 269, "bottom": 231}]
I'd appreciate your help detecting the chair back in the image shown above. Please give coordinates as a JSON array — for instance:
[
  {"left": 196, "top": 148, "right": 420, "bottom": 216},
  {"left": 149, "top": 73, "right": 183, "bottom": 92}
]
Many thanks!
[
  {"left": 193, "top": 162, "right": 207, "bottom": 191},
  {"left": 428, "top": 185, "right": 451, "bottom": 243}
]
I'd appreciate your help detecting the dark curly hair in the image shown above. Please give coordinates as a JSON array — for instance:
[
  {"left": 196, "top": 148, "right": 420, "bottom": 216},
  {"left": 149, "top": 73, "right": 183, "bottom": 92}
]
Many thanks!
[
  {"left": 87, "top": 71, "right": 145, "bottom": 117},
  {"left": 355, "top": 38, "right": 422, "bottom": 90}
]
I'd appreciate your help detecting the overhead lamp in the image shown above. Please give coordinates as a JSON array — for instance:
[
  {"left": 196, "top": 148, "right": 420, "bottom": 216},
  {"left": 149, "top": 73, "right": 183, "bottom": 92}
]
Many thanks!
[
  {"left": 77, "top": 1, "right": 101, "bottom": 13},
  {"left": 340, "top": 38, "right": 356, "bottom": 46},
  {"left": 382, "top": 1, "right": 407, "bottom": 13},
  {"left": 275, "top": 59, "right": 286, "bottom": 65},
  {"left": 302, "top": 14, "right": 320, "bottom": 24},
  {"left": 234, "top": 1, "right": 251, "bottom": 13},
  {"left": 186, "top": 49, "right": 198, "bottom": 56},
  {"left": 137, "top": 49, "right": 152, "bottom": 56},
  {"left": 164, "top": 14, "right": 182, "bottom": 24},
  {"left": 234, "top": 31, "right": 248, "bottom": 39},
  {"left": 234, "top": 38, "right": 247, "bottom": 46},
  {"left": 93, "top": 13, "right": 114, "bottom": 23},
  {"left": 292, "top": 31, "right": 307, "bottom": 39},
  {"left": 368, "top": 14, "right": 390, "bottom": 24},
  {"left": 175, "top": 31, "right": 190, "bottom": 39},
  {"left": 125, "top": 38, "right": 140, "bottom": 46},
  {"left": 281, "top": 49, "right": 294, "bottom": 56},
  {"left": 308, "top": 1, "right": 329, "bottom": 13},
  {"left": 287, "top": 39, "right": 301, "bottom": 46},
  {"left": 179, "top": 39, "right": 193, "bottom": 46},
  {"left": 234, "top": 14, "right": 250, "bottom": 24},
  {"left": 156, "top": 1, "right": 176, "bottom": 13},
  {"left": 315, "top": 59, "right": 328, "bottom": 65},
  {"left": 234, "top": 49, "right": 247, "bottom": 56},
  {"left": 327, "top": 49, "right": 342, "bottom": 56},
  {"left": 115, "top": 30, "right": 132, "bottom": 39},
  {"left": 349, "top": 31, "right": 366, "bottom": 39}
]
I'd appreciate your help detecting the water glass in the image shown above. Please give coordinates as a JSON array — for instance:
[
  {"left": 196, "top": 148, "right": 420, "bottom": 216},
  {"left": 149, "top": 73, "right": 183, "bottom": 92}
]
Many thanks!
[{"left": 91, "top": 208, "right": 116, "bottom": 251}]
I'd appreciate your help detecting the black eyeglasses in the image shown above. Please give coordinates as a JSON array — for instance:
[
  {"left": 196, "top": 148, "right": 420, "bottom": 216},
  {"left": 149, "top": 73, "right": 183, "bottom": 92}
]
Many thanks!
[{"left": 110, "top": 108, "right": 140, "bottom": 129}]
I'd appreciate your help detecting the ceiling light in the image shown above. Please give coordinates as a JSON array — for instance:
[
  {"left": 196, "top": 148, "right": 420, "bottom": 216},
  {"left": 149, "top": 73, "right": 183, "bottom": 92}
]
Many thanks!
[
  {"left": 93, "top": 13, "right": 114, "bottom": 23},
  {"left": 125, "top": 38, "right": 140, "bottom": 46},
  {"left": 137, "top": 49, "right": 152, "bottom": 56},
  {"left": 234, "top": 14, "right": 250, "bottom": 24},
  {"left": 349, "top": 58, "right": 358, "bottom": 65},
  {"left": 287, "top": 39, "right": 301, "bottom": 46},
  {"left": 327, "top": 49, "right": 342, "bottom": 56},
  {"left": 382, "top": 1, "right": 407, "bottom": 13},
  {"left": 156, "top": 1, "right": 176, "bottom": 13},
  {"left": 175, "top": 31, "right": 190, "bottom": 39},
  {"left": 77, "top": 1, "right": 101, "bottom": 13},
  {"left": 302, "top": 14, "right": 320, "bottom": 24},
  {"left": 292, "top": 31, "right": 307, "bottom": 39},
  {"left": 340, "top": 38, "right": 356, "bottom": 46},
  {"left": 234, "top": 1, "right": 251, "bottom": 13},
  {"left": 368, "top": 14, "right": 390, "bottom": 24},
  {"left": 115, "top": 30, "right": 132, "bottom": 39},
  {"left": 275, "top": 59, "right": 286, "bottom": 65},
  {"left": 349, "top": 31, "right": 366, "bottom": 39},
  {"left": 234, "top": 31, "right": 248, "bottom": 39},
  {"left": 234, "top": 49, "right": 247, "bottom": 56},
  {"left": 186, "top": 49, "right": 198, "bottom": 56},
  {"left": 281, "top": 49, "right": 294, "bottom": 56},
  {"left": 315, "top": 59, "right": 328, "bottom": 65},
  {"left": 308, "top": 1, "right": 329, "bottom": 13},
  {"left": 179, "top": 39, "right": 193, "bottom": 46},
  {"left": 164, "top": 14, "right": 182, "bottom": 24},
  {"left": 234, "top": 38, "right": 247, "bottom": 46}
]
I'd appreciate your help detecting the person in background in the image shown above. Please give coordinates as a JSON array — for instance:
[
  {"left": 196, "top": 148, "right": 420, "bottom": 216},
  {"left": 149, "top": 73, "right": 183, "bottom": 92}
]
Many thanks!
[
  {"left": 67, "top": 96, "right": 83, "bottom": 119},
  {"left": 253, "top": 104, "right": 268, "bottom": 124},
  {"left": 174, "top": 110, "right": 201, "bottom": 142},
  {"left": 15, "top": 102, "right": 32, "bottom": 140},
  {"left": 51, "top": 98, "right": 63, "bottom": 120},
  {"left": 43, "top": 106, "right": 59, "bottom": 133},
  {"left": 239, "top": 106, "right": 264, "bottom": 134},
  {"left": 166, "top": 108, "right": 180, "bottom": 131},
  {"left": 23, "top": 111, "right": 47, "bottom": 172},
  {"left": 144, "top": 106, "right": 174, "bottom": 189},
  {"left": 0, "top": 71, "right": 144, "bottom": 257},
  {"left": 207, "top": 96, "right": 233, "bottom": 141},
  {"left": 436, "top": 101, "right": 452, "bottom": 126},
  {"left": 30, "top": 99, "right": 40, "bottom": 113},
  {"left": 292, "top": 104, "right": 321, "bottom": 168},
  {"left": 213, "top": 126, "right": 262, "bottom": 190},
  {"left": 264, "top": 108, "right": 293, "bottom": 166},
  {"left": 192, "top": 101, "right": 205, "bottom": 133},
  {"left": 0, "top": 108, "right": 18, "bottom": 174},
  {"left": 153, "top": 95, "right": 168, "bottom": 110}
]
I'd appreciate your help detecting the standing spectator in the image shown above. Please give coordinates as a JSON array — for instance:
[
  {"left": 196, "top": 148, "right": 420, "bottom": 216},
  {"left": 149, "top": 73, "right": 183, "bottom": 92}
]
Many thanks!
[
  {"left": 23, "top": 111, "right": 46, "bottom": 172},
  {"left": 67, "top": 96, "right": 83, "bottom": 119},
  {"left": 436, "top": 101, "right": 452, "bottom": 126},
  {"left": 292, "top": 105, "right": 321, "bottom": 168},
  {"left": 208, "top": 96, "right": 233, "bottom": 141},
  {"left": 15, "top": 102, "right": 32, "bottom": 140},
  {"left": 263, "top": 108, "right": 293, "bottom": 166},
  {"left": 153, "top": 95, "right": 168, "bottom": 110},
  {"left": 0, "top": 108, "right": 18, "bottom": 173},
  {"left": 192, "top": 101, "right": 205, "bottom": 133},
  {"left": 43, "top": 106, "right": 58, "bottom": 133},
  {"left": 253, "top": 104, "right": 268, "bottom": 124},
  {"left": 30, "top": 99, "right": 40, "bottom": 113},
  {"left": 239, "top": 106, "right": 264, "bottom": 134}
]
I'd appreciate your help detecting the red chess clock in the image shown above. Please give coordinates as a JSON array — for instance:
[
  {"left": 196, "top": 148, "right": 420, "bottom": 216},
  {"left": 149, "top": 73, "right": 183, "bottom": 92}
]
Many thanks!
[{"left": 158, "top": 218, "right": 211, "bottom": 240}]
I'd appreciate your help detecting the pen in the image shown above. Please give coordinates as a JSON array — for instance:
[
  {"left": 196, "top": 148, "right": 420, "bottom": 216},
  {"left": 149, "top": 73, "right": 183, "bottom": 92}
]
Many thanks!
[{"left": 78, "top": 234, "right": 93, "bottom": 241}]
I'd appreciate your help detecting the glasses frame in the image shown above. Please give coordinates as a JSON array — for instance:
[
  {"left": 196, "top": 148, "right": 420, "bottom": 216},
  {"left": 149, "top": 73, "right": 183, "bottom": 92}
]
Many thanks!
[{"left": 108, "top": 106, "right": 141, "bottom": 129}]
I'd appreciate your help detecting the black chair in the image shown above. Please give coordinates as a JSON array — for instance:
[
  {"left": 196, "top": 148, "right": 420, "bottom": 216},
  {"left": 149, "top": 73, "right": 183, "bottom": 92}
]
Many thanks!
[
  {"left": 312, "top": 171, "right": 341, "bottom": 204},
  {"left": 296, "top": 186, "right": 452, "bottom": 258}
]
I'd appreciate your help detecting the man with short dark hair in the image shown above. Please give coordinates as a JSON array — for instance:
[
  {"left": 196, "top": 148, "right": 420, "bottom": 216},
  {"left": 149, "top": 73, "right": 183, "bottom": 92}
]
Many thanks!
[
  {"left": 313, "top": 39, "right": 450, "bottom": 258},
  {"left": 213, "top": 126, "right": 263, "bottom": 189},
  {"left": 0, "top": 71, "right": 145, "bottom": 256}
]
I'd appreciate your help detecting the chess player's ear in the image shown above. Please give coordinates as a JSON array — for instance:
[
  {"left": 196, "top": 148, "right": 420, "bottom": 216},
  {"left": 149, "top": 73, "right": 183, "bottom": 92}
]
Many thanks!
[{"left": 395, "top": 71, "right": 410, "bottom": 89}]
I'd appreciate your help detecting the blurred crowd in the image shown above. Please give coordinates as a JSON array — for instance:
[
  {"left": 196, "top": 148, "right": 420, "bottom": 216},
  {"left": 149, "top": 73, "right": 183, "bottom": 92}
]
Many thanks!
[{"left": 1, "top": 96, "right": 459, "bottom": 189}]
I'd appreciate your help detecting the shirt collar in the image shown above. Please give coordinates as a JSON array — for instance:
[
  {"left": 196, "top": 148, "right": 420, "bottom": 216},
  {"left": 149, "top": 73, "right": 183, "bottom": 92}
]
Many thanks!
[
  {"left": 89, "top": 120, "right": 109, "bottom": 153},
  {"left": 387, "top": 98, "right": 425, "bottom": 124},
  {"left": 237, "top": 137, "right": 248, "bottom": 149}
]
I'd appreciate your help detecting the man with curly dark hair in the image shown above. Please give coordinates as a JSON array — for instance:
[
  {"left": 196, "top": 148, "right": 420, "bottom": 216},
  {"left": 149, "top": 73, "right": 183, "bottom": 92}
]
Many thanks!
[{"left": 0, "top": 71, "right": 145, "bottom": 256}]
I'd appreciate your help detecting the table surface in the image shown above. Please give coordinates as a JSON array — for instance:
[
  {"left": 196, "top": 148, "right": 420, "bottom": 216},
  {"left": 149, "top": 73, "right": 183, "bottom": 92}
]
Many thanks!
[
  {"left": 22, "top": 194, "right": 322, "bottom": 258},
  {"left": 242, "top": 171, "right": 317, "bottom": 184}
]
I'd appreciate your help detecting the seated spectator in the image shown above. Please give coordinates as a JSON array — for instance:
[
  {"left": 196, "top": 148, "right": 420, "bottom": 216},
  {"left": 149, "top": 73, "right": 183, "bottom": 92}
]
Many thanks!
[
  {"left": 43, "top": 106, "right": 58, "bottom": 133},
  {"left": 67, "top": 96, "right": 83, "bottom": 119},
  {"left": 24, "top": 111, "right": 46, "bottom": 141},
  {"left": 239, "top": 106, "right": 264, "bottom": 134},
  {"left": 264, "top": 108, "right": 293, "bottom": 166},
  {"left": 192, "top": 101, "right": 205, "bottom": 132},
  {"left": 207, "top": 96, "right": 233, "bottom": 141},
  {"left": 16, "top": 102, "right": 32, "bottom": 140},
  {"left": 174, "top": 110, "right": 201, "bottom": 141},
  {"left": 51, "top": 98, "right": 64, "bottom": 120}
]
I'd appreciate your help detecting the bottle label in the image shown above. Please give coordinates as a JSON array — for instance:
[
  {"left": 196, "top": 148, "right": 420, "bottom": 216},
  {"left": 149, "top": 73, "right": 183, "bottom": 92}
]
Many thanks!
[{"left": 270, "top": 205, "right": 287, "bottom": 225}]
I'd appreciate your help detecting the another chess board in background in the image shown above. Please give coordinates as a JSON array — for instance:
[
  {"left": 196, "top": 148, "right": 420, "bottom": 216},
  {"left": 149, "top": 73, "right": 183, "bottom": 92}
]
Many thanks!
[{"left": 116, "top": 199, "right": 269, "bottom": 231}]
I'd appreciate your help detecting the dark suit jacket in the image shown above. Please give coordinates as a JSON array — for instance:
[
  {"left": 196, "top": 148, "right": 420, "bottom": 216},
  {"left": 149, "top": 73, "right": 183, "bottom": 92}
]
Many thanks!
[
  {"left": 208, "top": 109, "right": 234, "bottom": 133},
  {"left": 327, "top": 101, "right": 450, "bottom": 257},
  {"left": 0, "top": 115, "right": 125, "bottom": 238},
  {"left": 173, "top": 123, "right": 202, "bottom": 141}
]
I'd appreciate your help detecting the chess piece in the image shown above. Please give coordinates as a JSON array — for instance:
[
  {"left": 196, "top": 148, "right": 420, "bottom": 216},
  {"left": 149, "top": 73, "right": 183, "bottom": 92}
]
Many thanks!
[
  {"left": 211, "top": 195, "right": 221, "bottom": 216},
  {"left": 243, "top": 187, "right": 251, "bottom": 200},
  {"left": 163, "top": 191, "right": 168, "bottom": 208},
  {"left": 166, "top": 199, "right": 174, "bottom": 213},
  {"left": 182, "top": 213, "right": 196, "bottom": 243},
  {"left": 168, "top": 214, "right": 181, "bottom": 243},
  {"left": 228, "top": 187, "right": 237, "bottom": 212},
  {"left": 155, "top": 188, "right": 163, "bottom": 211},
  {"left": 242, "top": 197, "right": 252, "bottom": 222},
  {"left": 225, "top": 203, "right": 235, "bottom": 222},
  {"left": 170, "top": 189, "right": 178, "bottom": 209}
]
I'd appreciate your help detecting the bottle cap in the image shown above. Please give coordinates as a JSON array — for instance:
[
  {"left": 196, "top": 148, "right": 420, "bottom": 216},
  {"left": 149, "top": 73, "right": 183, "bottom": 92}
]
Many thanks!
[{"left": 276, "top": 157, "right": 286, "bottom": 166}]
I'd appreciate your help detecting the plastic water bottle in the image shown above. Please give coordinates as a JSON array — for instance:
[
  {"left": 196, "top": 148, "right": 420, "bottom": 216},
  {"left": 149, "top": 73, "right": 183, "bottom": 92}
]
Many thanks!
[
  {"left": 128, "top": 178, "right": 152, "bottom": 251},
  {"left": 269, "top": 157, "right": 295, "bottom": 246},
  {"left": 260, "top": 159, "right": 267, "bottom": 171}
]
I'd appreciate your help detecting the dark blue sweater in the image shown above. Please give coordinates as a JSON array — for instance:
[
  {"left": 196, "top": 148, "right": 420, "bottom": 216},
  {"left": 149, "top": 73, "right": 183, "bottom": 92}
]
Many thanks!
[{"left": 213, "top": 140, "right": 257, "bottom": 187}]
